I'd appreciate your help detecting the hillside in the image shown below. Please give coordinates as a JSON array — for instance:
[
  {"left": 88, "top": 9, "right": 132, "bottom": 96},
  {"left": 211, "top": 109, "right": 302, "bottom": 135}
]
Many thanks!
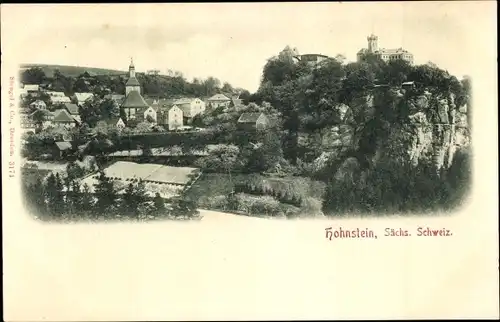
[{"left": 19, "top": 64, "right": 127, "bottom": 78}]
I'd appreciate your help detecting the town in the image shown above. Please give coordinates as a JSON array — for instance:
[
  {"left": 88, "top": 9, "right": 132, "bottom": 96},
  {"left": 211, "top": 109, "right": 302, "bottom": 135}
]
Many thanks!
[{"left": 19, "top": 34, "right": 472, "bottom": 222}]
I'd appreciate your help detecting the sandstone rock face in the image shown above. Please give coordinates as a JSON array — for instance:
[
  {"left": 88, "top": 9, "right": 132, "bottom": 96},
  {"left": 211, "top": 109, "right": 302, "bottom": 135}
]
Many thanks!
[{"left": 312, "top": 90, "right": 471, "bottom": 174}]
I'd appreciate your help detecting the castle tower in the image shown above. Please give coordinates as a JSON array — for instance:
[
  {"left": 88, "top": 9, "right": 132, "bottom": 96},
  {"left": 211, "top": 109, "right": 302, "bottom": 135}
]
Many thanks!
[{"left": 367, "top": 34, "right": 378, "bottom": 53}]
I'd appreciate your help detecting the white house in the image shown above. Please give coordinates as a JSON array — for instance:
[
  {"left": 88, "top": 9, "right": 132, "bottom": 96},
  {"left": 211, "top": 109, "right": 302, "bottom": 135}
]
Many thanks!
[
  {"left": 207, "top": 94, "right": 231, "bottom": 109},
  {"left": 24, "top": 84, "right": 40, "bottom": 92},
  {"left": 173, "top": 97, "right": 206, "bottom": 120},
  {"left": 106, "top": 117, "right": 126, "bottom": 130},
  {"left": 143, "top": 106, "right": 159, "bottom": 123},
  {"left": 46, "top": 91, "right": 71, "bottom": 104},
  {"left": 163, "top": 105, "right": 183, "bottom": 131},
  {"left": 29, "top": 100, "right": 47, "bottom": 110},
  {"left": 73, "top": 92, "right": 94, "bottom": 105}
]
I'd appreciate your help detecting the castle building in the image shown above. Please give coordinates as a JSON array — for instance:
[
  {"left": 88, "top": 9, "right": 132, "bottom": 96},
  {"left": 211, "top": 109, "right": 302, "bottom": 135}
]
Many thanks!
[{"left": 357, "top": 34, "right": 414, "bottom": 64}]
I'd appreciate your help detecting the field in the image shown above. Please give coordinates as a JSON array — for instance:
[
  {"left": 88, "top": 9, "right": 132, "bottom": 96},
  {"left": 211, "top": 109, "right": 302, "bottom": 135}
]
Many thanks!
[
  {"left": 19, "top": 64, "right": 127, "bottom": 78},
  {"left": 185, "top": 173, "right": 326, "bottom": 217}
]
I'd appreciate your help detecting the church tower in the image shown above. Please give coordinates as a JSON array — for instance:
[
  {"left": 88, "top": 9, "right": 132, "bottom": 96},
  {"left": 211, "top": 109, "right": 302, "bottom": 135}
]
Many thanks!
[
  {"left": 125, "top": 57, "right": 141, "bottom": 96},
  {"left": 129, "top": 58, "right": 136, "bottom": 78},
  {"left": 367, "top": 34, "right": 378, "bottom": 53}
]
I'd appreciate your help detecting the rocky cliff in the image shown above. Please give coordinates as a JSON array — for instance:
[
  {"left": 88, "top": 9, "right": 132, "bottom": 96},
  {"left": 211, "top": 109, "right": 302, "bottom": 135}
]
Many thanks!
[{"left": 303, "top": 88, "right": 471, "bottom": 176}]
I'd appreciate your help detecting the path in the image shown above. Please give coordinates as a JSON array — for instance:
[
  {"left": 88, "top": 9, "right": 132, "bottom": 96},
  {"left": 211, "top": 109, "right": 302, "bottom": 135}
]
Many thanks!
[{"left": 198, "top": 209, "right": 264, "bottom": 222}]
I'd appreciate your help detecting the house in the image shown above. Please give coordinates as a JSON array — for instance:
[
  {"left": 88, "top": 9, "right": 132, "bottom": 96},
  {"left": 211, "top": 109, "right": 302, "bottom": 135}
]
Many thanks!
[
  {"left": 54, "top": 141, "right": 73, "bottom": 159},
  {"left": 160, "top": 105, "right": 183, "bottom": 131},
  {"left": 53, "top": 109, "right": 77, "bottom": 128},
  {"left": 402, "top": 81, "right": 416, "bottom": 89},
  {"left": 143, "top": 105, "right": 159, "bottom": 123},
  {"left": 173, "top": 97, "right": 206, "bottom": 122},
  {"left": 20, "top": 84, "right": 40, "bottom": 98},
  {"left": 63, "top": 103, "right": 80, "bottom": 115},
  {"left": 237, "top": 112, "right": 270, "bottom": 131},
  {"left": 73, "top": 92, "right": 94, "bottom": 105},
  {"left": 207, "top": 93, "right": 231, "bottom": 109},
  {"left": 106, "top": 117, "right": 126, "bottom": 130},
  {"left": 30, "top": 109, "right": 55, "bottom": 129},
  {"left": 29, "top": 100, "right": 47, "bottom": 110},
  {"left": 47, "top": 91, "right": 72, "bottom": 104},
  {"left": 24, "top": 84, "right": 40, "bottom": 93}
]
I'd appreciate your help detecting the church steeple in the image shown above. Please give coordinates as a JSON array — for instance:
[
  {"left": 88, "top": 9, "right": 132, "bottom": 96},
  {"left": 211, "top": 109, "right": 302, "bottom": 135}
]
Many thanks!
[
  {"left": 129, "top": 57, "right": 135, "bottom": 78},
  {"left": 125, "top": 58, "right": 141, "bottom": 96}
]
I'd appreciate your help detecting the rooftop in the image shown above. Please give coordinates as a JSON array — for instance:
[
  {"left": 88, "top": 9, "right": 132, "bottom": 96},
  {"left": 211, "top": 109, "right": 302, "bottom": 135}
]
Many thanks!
[
  {"left": 121, "top": 90, "right": 150, "bottom": 109},
  {"left": 238, "top": 112, "right": 265, "bottom": 123},
  {"left": 74, "top": 92, "right": 94, "bottom": 102},
  {"left": 64, "top": 103, "right": 79, "bottom": 115},
  {"left": 208, "top": 93, "right": 231, "bottom": 101},
  {"left": 102, "top": 161, "right": 199, "bottom": 185},
  {"left": 53, "top": 109, "right": 75, "bottom": 122},
  {"left": 55, "top": 141, "right": 73, "bottom": 151},
  {"left": 126, "top": 76, "right": 141, "bottom": 87}
]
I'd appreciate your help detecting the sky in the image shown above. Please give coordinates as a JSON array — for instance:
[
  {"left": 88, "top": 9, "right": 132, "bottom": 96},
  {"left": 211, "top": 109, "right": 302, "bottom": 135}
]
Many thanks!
[{"left": 2, "top": 2, "right": 496, "bottom": 92}]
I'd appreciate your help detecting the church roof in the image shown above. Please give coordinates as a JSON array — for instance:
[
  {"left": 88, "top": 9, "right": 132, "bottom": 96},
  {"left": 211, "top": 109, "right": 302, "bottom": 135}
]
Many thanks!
[
  {"left": 121, "top": 91, "right": 150, "bottom": 109},
  {"left": 126, "top": 76, "right": 141, "bottom": 86}
]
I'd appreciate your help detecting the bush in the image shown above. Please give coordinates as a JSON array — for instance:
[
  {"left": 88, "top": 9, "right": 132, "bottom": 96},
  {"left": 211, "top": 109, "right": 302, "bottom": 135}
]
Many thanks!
[{"left": 234, "top": 178, "right": 304, "bottom": 207}]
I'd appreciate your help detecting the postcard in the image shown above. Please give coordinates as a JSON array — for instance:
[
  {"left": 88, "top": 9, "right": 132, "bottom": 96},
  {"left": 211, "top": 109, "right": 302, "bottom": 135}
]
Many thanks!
[{"left": 2, "top": 2, "right": 498, "bottom": 321}]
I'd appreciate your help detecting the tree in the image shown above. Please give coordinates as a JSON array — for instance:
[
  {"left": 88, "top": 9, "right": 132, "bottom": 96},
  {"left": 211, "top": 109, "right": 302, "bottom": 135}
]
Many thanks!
[
  {"left": 146, "top": 115, "right": 156, "bottom": 123},
  {"left": 93, "top": 171, "right": 116, "bottom": 215},
  {"left": 45, "top": 173, "right": 65, "bottom": 217},
  {"left": 120, "top": 180, "right": 148, "bottom": 218},
  {"left": 73, "top": 76, "right": 90, "bottom": 92},
  {"left": 221, "top": 82, "right": 234, "bottom": 94},
  {"left": 171, "top": 196, "right": 200, "bottom": 219},
  {"left": 79, "top": 183, "right": 95, "bottom": 213},
  {"left": 152, "top": 192, "right": 166, "bottom": 217},
  {"left": 99, "top": 98, "right": 120, "bottom": 120},
  {"left": 135, "top": 121, "right": 152, "bottom": 133},
  {"left": 22, "top": 67, "right": 46, "bottom": 84},
  {"left": 23, "top": 177, "right": 47, "bottom": 217},
  {"left": 66, "top": 179, "right": 82, "bottom": 215},
  {"left": 203, "top": 77, "right": 221, "bottom": 96},
  {"left": 31, "top": 109, "right": 47, "bottom": 129},
  {"left": 334, "top": 54, "right": 347, "bottom": 64},
  {"left": 66, "top": 161, "right": 85, "bottom": 182},
  {"left": 79, "top": 97, "right": 101, "bottom": 127},
  {"left": 247, "top": 130, "right": 284, "bottom": 172}
]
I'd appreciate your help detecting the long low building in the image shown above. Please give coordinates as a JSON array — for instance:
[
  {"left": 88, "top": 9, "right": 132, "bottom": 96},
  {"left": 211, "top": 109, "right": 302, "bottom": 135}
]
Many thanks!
[
  {"left": 79, "top": 161, "right": 201, "bottom": 199},
  {"left": 103, "top": 161, "right": 199, "bottom": 185}
]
